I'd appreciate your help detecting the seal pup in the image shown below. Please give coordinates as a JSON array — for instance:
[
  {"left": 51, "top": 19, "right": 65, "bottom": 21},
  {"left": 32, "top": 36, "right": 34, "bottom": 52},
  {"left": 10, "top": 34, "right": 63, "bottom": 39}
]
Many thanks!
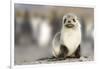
[{"left": 52, "top": 13, "right": 81, "bottom": 59}]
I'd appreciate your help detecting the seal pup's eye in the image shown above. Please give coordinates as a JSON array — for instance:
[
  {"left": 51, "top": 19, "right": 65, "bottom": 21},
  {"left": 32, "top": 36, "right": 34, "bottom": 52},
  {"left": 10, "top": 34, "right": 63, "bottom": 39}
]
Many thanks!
[
  {"left": 64, "top": 18, "right": 67, "bottom": 24},
  {"left": 73, "top": 19, "right": 76, "bottom": 22}
]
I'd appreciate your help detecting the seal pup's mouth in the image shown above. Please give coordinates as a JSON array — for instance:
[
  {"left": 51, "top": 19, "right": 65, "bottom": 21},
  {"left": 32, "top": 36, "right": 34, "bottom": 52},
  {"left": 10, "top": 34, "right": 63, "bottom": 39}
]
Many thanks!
[{"left": 65, "top": 24, "right": 74, "bottom": 28}]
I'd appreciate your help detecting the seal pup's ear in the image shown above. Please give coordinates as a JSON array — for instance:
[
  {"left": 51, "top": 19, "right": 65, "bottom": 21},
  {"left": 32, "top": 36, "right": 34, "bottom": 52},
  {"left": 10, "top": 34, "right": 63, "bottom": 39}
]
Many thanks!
[
  {"left": 75, "top": 14, "right": 81, "bottom": 22},
  {"left": 77, "top": 16, "right": 80, "bottom": 20}
]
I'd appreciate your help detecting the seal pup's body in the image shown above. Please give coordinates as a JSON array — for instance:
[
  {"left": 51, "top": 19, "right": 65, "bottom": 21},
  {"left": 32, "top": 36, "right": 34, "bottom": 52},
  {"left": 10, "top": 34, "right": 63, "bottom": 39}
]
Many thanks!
[{"left": 52, "top": 13, "right": 81, "bottom": 58}]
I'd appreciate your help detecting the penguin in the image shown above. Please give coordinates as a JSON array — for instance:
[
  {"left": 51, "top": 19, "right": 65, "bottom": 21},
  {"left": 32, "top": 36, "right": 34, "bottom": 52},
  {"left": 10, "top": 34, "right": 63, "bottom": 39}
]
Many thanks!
[
  {"left": 29, "top": 13, "right": 41, "bottom": 43},
  {"left": 37, "top": 15, "right": 52, "bottom": 47},
  {"left": 15, "top": 10, "right": 25, "bottom": 44},
  {"left": 52, "top": 13, "right": 81, "bottom": 58},
  {"left": 29, "top": 11, "right": 52, "bottom": 47}
]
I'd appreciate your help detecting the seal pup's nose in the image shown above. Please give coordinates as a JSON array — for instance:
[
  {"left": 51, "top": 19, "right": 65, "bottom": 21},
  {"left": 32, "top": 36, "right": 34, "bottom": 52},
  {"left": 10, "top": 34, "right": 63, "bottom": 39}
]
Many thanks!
[{"left": 68, "top": 21, "right": 71, "bottom": 23}]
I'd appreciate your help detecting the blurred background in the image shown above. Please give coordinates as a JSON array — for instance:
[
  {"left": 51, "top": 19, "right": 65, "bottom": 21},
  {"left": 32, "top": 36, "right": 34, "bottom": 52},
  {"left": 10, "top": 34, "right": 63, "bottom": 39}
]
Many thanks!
[{"left": 14, "top": 3, "right": 94, "bottom": 65}]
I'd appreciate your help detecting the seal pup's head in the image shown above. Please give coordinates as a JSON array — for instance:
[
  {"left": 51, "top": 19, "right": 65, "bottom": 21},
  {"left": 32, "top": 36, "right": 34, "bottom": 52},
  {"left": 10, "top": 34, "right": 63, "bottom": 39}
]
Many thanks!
[{"left": 62, "top": 13, "right": 81, "bottom": 29}]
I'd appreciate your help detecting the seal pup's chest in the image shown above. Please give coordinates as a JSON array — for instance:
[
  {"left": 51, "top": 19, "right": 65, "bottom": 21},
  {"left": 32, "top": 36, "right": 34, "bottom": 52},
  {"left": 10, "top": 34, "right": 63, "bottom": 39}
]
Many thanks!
[{"left": 61, "top": 28, "right": 81, "bottom": 56}]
